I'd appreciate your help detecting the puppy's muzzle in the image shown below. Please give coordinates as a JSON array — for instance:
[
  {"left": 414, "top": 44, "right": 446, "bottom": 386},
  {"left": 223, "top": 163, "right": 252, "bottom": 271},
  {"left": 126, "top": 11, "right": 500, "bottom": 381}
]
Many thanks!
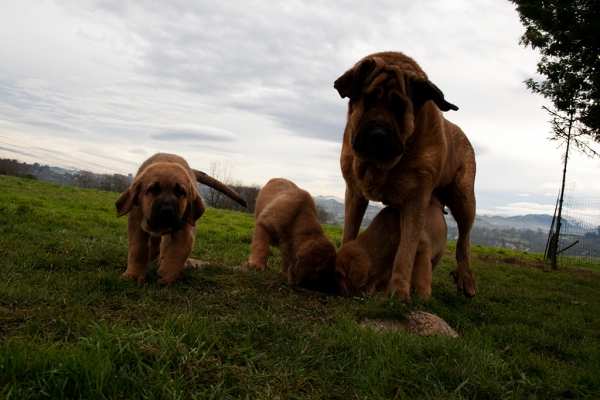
[
  {"left": 353, "top": 124, "right": 404, "bottom": 160},
  {"left": 147, "top": 201, "right": 182, "bottom": 232}
]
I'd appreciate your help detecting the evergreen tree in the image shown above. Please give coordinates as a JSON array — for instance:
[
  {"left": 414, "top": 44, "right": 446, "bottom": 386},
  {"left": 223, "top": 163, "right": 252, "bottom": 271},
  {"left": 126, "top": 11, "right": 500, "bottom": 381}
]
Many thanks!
[{"left": 510, "top": 0, "right": 600, "bottom": 268}]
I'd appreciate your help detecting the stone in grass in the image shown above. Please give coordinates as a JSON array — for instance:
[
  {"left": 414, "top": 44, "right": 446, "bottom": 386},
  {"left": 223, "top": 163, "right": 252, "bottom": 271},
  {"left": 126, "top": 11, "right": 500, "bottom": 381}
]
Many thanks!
[
  {"left": 360, "top": 311, "right": 458, "bottom": 338},
  {"left": 185, "top": 258, "right": 209, "bottom": 269}
]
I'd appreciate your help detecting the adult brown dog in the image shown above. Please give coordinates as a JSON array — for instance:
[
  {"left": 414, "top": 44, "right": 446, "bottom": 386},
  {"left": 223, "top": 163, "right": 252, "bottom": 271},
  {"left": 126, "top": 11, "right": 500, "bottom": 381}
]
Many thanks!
[
  {"left": 334, "top": 51, "right": 476, "bottom": 299},
  {"left": 335, "top": 198, "right": 447, "bottom": 299},
  {"left": 243, "top": 178, "right": 337, "bottom": 288},
  {"left": 115, "top": 153, "right": 247, "bottom": 285}
]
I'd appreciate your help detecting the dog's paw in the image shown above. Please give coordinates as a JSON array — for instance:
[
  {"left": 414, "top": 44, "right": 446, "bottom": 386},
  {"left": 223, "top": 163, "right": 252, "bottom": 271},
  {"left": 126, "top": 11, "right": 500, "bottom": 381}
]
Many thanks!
[
  {"left": 385, "top": 278, "right": 411, "bottom": 301},
  {"left": 122, "top": 271, "right": 146, "bottom": 283},
  {"left": 243, "top": 262, "right": 266, "bottom": 271},
  {"left": 157, "top": 274, "right": 177, "bottom": 287},
  {"left": 449, "top": 269, "right": 477, "bottom": 298}
]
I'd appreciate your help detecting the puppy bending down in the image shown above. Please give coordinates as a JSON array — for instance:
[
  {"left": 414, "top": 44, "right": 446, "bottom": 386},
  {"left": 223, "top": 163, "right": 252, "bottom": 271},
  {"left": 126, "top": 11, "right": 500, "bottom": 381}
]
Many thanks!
[
  {"left": 115, "top": 153, "right": 247, "bottom": 285},
  {"left": 244, "top": 178, "right": 337, "bottom": 287},
  {"left": 335, "top": 198, "right": 447, "bottom": 299}
]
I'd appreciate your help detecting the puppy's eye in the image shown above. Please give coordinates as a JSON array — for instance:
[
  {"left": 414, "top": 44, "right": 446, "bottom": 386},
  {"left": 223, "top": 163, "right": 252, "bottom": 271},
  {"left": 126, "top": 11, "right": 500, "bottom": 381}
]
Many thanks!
[
  {"left": 174, "top": 186, "right": 186, "bottom": 197},
  {"left": 147, "top": 186, "right": 160, "bottom": 196}
]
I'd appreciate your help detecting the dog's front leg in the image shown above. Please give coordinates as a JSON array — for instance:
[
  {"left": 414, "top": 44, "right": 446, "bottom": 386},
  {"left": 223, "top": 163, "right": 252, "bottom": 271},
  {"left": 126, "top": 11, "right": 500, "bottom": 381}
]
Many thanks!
[
  {"left": 410, "top": 243, "right": 433, "bottom": 300},
  {"left": 387, "top": 198, "right": 429, "bottom": 300},
  {"left": 123, "top": 208, "right": 150, "bottom": 283},
  {"left": 148, "top": 235, "right": 162, "bottom": 261},
  {"left": 243, "top": 224, "right": 271, "bottom": 271},
  {"left": 342, "top": 187, "right": 369, "bottom": 245},
  {"left": 156, "top": 225, "right": 196, "bottom": 286}
]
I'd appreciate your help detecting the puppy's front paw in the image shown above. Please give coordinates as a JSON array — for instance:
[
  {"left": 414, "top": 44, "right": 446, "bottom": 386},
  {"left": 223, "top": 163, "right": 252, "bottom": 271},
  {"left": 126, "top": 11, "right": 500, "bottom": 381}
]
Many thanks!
[
  {"left": 385, "top": 278, "right": 411, "bottom": 301},
  {"left": 122, "top": 271, "right": 146, "bottom": 283},
  {"left": 243, "top": 262, "right": 266, "bottom": 271},
  {"left": 450, "top": 269, "right": 477, "bottom": 298},
  {"left": 156, "top": 273, "right": 178, "bottom": 287}
]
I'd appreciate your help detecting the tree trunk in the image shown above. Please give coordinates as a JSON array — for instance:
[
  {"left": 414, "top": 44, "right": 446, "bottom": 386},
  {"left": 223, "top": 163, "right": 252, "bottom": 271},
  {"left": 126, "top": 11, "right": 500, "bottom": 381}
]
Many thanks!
[{"left": 550, "top": 109, "right": 575, "bottom": 270}]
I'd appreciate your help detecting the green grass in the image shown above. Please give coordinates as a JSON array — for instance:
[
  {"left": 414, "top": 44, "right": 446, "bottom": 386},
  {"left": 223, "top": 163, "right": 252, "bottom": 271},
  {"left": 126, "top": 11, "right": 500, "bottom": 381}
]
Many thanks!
[{"left": 1, "top": 175, "right": 600, "bottom": 399}]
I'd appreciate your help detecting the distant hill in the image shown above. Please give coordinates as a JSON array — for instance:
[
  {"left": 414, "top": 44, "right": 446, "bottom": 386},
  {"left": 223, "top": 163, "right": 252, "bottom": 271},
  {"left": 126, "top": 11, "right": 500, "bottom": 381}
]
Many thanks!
[
  {"left": 313, "top": 195, "right": 558, "bottom": 232},
  {"left": 464, "top": 214, "right": 554, "bottom": 231}
]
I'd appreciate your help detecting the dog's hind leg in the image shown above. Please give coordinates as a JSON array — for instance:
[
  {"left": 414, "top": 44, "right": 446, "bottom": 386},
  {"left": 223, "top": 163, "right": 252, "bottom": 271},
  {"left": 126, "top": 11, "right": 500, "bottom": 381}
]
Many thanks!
[{"left": 446, "top": 160, "right": 477, "bottom": 298}]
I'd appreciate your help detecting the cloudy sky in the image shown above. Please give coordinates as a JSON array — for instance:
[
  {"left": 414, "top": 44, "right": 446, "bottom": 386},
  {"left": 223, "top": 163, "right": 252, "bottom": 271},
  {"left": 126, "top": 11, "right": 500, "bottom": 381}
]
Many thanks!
[{"left": 1, "top": 0, "right": 599, "bottom": 216}]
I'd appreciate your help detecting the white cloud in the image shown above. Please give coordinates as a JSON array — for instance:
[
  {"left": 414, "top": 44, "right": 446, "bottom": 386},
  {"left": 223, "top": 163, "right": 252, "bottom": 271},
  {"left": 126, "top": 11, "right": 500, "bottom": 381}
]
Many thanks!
[{"left": 0, "top": 0, "right": 598, "bottom": 216}]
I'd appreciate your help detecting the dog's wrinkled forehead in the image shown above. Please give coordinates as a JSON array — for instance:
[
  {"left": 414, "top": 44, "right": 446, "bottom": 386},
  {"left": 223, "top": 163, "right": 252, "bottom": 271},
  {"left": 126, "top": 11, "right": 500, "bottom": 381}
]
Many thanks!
[
  {"left": 139, "top": 163, "right": 192, "bottom": 193},
  {"left": 335, "top": 54, "right": 458, "bottom": 112},
  {"left": 362, "top": 59, "right": 421, "bottom": 100}
]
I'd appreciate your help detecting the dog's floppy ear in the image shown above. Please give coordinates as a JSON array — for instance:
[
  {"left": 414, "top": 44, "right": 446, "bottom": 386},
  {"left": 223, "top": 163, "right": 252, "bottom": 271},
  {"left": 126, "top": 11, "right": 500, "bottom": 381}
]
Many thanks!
[
  {"left": 184, "top": 192, "right": 205, "bottom": 226},
  {"left": 410, "top": 78, "right": 458, "bottom": 112},
  {"left": 115, "top": 181, "right": 141, "bottom": 217},
  {"left": 334, "top": 58, "right": 376, "bottom": 100}
]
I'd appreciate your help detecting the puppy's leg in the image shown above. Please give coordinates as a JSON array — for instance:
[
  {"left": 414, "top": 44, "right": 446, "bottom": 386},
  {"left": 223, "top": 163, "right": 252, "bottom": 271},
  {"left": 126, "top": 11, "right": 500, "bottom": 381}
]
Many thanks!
[
  {"left": 243, "top": 224, "right": 271, "bottom": 271},
  {"left": 148, "top": 235, "right": 162, "bottom": 262},
  {"left": 447, "top": 160, "right": 477, "bottom": 297},
  {"left": 342, "top": 188, "right": 369, "bottom": 245},
  {"left": 123, "top": 208, "right": 150, "bottom": 283},
  {"left": 411, "top": 243, "right": 433, "bottom": 300},
  {"left": 156, "top": 225, "right": 196, "bottom": 286},
  {"left": 279, "top": 253, "right": 291, "bottom": 277}
]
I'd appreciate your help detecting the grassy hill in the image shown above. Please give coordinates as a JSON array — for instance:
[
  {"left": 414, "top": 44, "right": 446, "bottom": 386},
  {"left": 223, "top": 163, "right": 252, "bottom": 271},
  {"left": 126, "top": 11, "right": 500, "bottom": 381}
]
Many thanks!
[{"left": 1, "top": 175, "right": 600, "bottom": 399}]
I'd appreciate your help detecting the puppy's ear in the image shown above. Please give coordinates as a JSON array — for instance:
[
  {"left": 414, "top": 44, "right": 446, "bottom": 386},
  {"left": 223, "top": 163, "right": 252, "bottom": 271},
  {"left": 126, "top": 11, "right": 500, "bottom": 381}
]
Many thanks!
[
  {"left": 115, "top": 182, "right": 141, "bottom": 217},
  {"left": 184, "top": 192, "right": 205, "bottom": 226},
  {"left": 410, "top": 78, "right": 458, "bottom": 112},
  {"left": 347, "top": 259, "right": 369, "bottom": 293},
  {"left": 334, "top": 58, "right": 376, "bottom": 100}
]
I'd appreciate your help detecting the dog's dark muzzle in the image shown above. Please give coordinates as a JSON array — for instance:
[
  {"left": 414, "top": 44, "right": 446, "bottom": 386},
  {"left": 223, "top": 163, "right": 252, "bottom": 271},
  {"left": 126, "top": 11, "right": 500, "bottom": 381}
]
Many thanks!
[
  {"left": 147, "top": 202, "right": 182, "bottom": 232},
  {"left": 353, "top": 125, "right": 404, "bottom": 160}
]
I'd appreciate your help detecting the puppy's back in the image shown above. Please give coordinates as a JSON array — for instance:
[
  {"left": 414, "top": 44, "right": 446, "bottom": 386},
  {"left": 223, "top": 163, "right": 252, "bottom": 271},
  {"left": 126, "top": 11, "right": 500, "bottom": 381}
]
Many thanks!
[
  {"left": 255, "top": 178, "right": 302, "bottom": 219},
  {"left": 422, "top": 198, "right": 448, "bottom": 270}
]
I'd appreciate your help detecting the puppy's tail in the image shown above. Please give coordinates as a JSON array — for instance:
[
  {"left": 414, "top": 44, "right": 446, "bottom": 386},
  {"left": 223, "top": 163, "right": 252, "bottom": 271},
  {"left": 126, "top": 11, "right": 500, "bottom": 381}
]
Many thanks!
[{"left": 192, "top": 169, "right": 248, "bottom": 208}]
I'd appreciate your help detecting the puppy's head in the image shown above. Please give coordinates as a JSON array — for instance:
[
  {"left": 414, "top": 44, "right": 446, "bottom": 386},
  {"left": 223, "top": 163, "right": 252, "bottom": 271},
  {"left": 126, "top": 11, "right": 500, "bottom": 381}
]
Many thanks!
[
  {"left": 334, "top": 52, "right": 457, "bottom": 170},
  {"left": 334, "top": 241, "right": 372, "bottom": 296},
  {"left": 115, "top": 163, "right": 205, "bottom": 235},
  {"left": 290, "top": 237, "right": 337, "bottom": 291}
]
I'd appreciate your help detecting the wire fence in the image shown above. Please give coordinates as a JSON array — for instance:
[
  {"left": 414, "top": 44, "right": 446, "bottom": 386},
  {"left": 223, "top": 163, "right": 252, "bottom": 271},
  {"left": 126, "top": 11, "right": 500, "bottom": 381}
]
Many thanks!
[{"left": 546, "top": 184, "right": 600, "bottom": 269}]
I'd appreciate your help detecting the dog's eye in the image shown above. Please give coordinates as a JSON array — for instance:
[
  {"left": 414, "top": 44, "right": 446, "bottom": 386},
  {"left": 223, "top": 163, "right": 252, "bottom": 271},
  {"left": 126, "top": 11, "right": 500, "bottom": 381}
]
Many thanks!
[
  {"left": 391, "top": 93, "right": 407, "bottom": 116},
  {"left": 364, "top": 90, "right": 380, "bottom": 109},
  {"left": 174, "top": 186, "right": 186, "bottom": 197},
  {"left": 147, "top": 185, "right": 160, "bottom": 196}
]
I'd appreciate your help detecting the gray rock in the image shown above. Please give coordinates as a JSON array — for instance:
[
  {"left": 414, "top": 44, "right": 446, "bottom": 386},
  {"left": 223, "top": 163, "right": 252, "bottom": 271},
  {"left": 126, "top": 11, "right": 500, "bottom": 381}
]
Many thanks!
[{"left": 359, "top": 311, "right": 458, "bottom": 338}]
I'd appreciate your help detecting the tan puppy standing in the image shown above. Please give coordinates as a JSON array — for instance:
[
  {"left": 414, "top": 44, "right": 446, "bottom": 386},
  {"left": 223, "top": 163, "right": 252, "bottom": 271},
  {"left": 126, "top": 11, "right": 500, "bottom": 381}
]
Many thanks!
[
  {"left": 335, "top": 198, "right": 447, "bottom": 299},
  {"left": 244, "top": 178, "right": 337, "bottom": 288},
  {"left": 115, "top": 153, "right": 247, "bottom": 285},
  {"left": 334, "top": 51, "right": 476, "bottom": 300}
]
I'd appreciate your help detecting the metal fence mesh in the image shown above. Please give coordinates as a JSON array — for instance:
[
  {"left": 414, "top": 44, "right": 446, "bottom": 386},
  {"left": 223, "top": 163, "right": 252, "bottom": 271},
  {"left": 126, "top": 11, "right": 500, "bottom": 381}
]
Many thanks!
[{"left": 547, "top": 183, "right": 600, "bottom": 267}]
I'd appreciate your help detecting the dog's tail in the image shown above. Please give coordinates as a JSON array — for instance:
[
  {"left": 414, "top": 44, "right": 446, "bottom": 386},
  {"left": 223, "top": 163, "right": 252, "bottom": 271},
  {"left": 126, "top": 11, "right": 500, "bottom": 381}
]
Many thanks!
[{"left": 192, "top": 169, "right": 248, "bottom": 208}]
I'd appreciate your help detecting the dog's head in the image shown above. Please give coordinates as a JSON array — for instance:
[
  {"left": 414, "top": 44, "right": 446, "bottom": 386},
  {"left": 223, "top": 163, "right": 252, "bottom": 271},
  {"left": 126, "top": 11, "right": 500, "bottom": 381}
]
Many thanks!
[
  {"left": 115, "top": 163, "right": 205, "bottom": 235},
  {"left": 334, "top": 52, "right": 458, "bottom": 170},
  {"left": 334, "top": 241, "right": 372, "bottom": 296},
  {"left": 290, "top": 237, "right": 337, "bottom": 290}
]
